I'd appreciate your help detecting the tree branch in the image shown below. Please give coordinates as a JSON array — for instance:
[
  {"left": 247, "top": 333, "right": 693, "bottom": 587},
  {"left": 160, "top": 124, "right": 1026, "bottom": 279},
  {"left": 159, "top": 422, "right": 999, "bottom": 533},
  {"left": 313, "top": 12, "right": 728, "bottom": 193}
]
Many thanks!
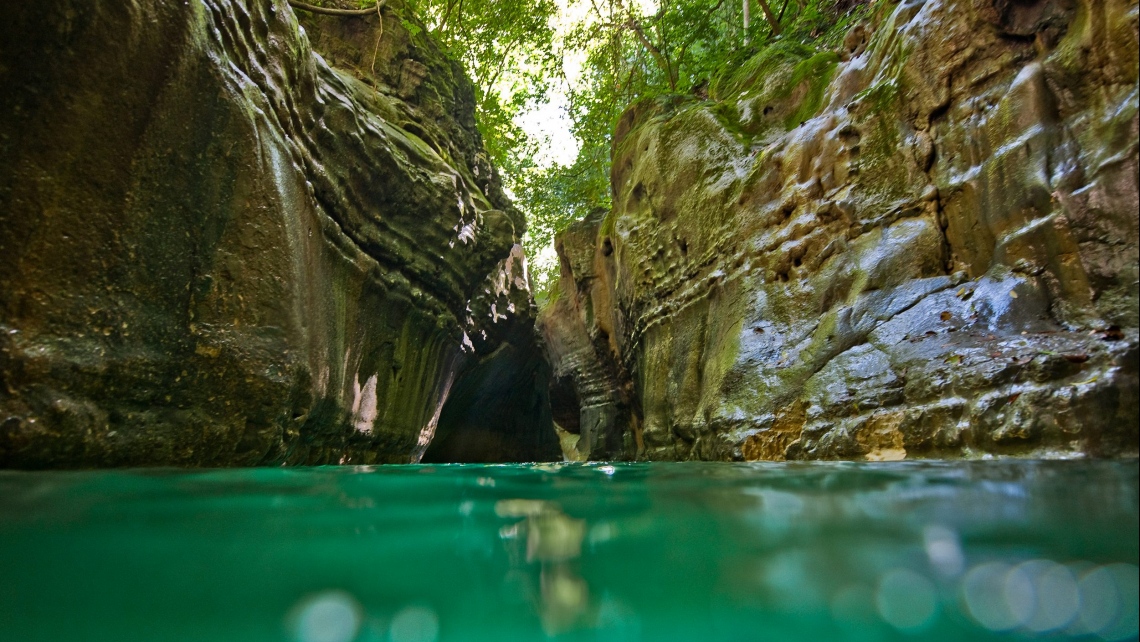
[
  {"left": 439, "top": 0, "right": 458, "bottom": 32},
  {"left": 777, "top": 0, "right": 792, "bottom": 23},
  {"left": 678, "top": 0, "right": 728, "bottom": 65},
  {"left": 612, "top": 0, "right": 675, "bottom": 90},
  {"left": 626, "top": 19, "right": 675, "bottom": 90},
  {"left": 755, "top": 0, "right": 781, "bottom": 35},
  {"left": 288, "top": 0, "right": 385, "bottom": 17},
  {"left": 482, "top": 37, "right": 523, "bottom": 92}
]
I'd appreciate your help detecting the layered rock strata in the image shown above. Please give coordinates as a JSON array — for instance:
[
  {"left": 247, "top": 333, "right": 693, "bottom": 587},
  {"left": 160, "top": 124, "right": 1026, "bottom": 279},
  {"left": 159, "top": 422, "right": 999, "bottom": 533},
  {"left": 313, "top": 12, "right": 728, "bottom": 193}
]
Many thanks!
[
  {"left": 540, "top": 0, "right": 1139, "bottom": 460},
  {"left": 0, "top": 0, "right": 558, "bottom": 467}
]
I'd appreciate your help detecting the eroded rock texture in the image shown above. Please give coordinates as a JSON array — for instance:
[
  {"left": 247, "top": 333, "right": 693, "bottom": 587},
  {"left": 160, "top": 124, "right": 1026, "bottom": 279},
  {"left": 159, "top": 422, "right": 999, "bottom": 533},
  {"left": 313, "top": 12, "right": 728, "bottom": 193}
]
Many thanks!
[
  {"left": 0, "top": 0, "right": 559, "bottom": 467},
  {"left": 540, "top": 0, "right": 1139, "bottom": 461}
]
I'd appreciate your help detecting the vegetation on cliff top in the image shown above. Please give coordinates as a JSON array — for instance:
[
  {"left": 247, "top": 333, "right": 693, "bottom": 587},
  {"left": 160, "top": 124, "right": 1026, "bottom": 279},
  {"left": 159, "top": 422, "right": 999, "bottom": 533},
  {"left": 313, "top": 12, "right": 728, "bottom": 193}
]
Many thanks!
[
  {"left": 302, "top": 0, "right": 877, "bottom": 296},
  {"left": 515, "top": 0, "right": 874, "bottom": 269},
  {"left": 496, "top": 1, "right": 876, "bottom": 298}
]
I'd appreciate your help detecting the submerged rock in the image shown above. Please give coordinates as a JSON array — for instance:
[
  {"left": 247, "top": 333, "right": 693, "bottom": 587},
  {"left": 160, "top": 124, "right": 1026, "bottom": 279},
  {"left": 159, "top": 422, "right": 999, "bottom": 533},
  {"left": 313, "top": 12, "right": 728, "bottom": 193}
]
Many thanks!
[
  {"left": 0, "top": 0, "right": 557, "bottom": 466},
  {"left": 539, "top": 0, "right": 1139, "bottom": 460}
]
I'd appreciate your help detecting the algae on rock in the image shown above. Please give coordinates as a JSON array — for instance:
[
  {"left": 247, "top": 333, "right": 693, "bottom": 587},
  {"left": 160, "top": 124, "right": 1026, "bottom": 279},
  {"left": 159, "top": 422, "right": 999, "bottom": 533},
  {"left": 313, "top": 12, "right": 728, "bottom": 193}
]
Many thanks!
[
  {"left": 0, "top": 0, "right": 558, "bottom": 467},
  {"left": 539, "top": 0, "right": 1139, "bottom": 461}
]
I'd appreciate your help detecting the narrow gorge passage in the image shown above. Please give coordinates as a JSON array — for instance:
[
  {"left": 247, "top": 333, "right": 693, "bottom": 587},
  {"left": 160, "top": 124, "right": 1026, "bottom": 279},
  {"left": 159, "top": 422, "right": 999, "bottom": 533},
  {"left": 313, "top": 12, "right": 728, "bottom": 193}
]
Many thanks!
[
  {"left": 1, "top": 0, "right": 1137, "bottom": 640},
  {"left": 2, "top": 0, "right": 1135, "bottom": 468}
]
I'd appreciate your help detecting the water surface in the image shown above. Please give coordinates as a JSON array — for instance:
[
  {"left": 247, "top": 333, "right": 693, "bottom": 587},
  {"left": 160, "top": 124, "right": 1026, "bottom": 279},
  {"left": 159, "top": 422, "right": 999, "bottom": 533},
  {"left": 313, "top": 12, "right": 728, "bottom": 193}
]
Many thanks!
[{"left": 1, "top": 461, "right": 1137, "bottom": 641}]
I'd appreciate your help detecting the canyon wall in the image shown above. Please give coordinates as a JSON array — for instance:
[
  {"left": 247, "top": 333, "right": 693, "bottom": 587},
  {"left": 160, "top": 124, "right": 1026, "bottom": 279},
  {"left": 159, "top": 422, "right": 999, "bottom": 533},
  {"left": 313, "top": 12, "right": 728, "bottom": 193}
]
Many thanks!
[
  {"left": 0, "top": 0, "right": 559, "bottom": 467},
  {"left": 541, "top": 0, "right": 1139, "bottom": 460}
]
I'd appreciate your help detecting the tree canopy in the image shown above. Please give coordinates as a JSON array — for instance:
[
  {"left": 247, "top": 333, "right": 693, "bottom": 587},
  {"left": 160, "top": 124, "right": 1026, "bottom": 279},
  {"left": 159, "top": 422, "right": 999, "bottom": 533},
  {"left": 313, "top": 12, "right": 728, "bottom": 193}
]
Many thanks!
[{"left": 405, "top": 0, "right": 875, "bottom": 298}]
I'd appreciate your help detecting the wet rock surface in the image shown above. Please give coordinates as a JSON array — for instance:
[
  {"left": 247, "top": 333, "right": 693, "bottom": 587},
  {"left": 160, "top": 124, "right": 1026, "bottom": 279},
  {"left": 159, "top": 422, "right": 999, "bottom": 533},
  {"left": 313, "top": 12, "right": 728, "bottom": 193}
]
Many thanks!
[
  {"left": 0, "top": 0, "right": 556, "bottom": 467},
  {"left": 539, "top": 0, "right": 1139, "bottom": 460}
]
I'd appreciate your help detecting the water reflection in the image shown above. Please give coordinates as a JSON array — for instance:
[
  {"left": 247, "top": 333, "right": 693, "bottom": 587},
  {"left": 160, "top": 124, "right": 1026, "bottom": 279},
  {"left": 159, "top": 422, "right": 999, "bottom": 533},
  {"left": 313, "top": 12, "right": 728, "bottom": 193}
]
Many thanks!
[
  {"left": 495, "top": 499, "right": 591, "bottom": 635},
  {"left": 0, "top": 461, "right": 1136, "bottom": 642},
  {"left": 282, "top": 463, "right": 1139, "bottom": 641}
]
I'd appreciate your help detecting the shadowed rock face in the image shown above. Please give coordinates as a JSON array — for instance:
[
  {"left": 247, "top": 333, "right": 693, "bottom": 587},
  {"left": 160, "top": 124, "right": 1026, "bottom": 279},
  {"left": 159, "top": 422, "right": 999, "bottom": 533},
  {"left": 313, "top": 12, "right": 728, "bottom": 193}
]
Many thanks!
[
  {"left": 540, "top": 0, "right": 1139, "bottom": 461},
  {"left": 0, "top": 0, "right": 557, "bottom": 467}
]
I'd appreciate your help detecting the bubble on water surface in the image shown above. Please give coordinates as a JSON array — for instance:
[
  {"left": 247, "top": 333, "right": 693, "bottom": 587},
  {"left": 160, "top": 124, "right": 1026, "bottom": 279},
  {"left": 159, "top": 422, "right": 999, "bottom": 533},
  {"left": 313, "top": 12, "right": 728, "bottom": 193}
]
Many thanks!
[
  {"left": 962, "top": 559, "right": 1139, "bottom": 638},
  {"left": 389, "top": 605, "right": 439, "bottom": 642},
  {"left": 875, "top": 568, "right": 937, "bottom": 632},
  {"left": 1074, "top": 564, "right": 1120, "bottom": 634},
  {"left": 830, "top": 584, "right": 877, "bottom": 627},
  {"left": 962, "top": 562, "right": 1027, "bottom": 631},
  {"left": 922, "top": 525, "right": 964, "bottom": 577},
  {"left": 594, "top": 594, "right": 641, "bottom": 641},
  {"left": 1002, "top": 564, "right": 1037, "bottom": 627},
  {"left": 1074, "top": 563, "right": 1139, "bottom": 641},
  {"left": 1014, "top": 560, "right": 1079, "bottom": 633},
  {"left": 588, "top": 522, "right": 616, "bottom": 545},
  {"left": 761, "top": 551, "right": 826, "bottom": 609},
  {"left": 290, "top": 590, "right": 362, "bottom": 642}
]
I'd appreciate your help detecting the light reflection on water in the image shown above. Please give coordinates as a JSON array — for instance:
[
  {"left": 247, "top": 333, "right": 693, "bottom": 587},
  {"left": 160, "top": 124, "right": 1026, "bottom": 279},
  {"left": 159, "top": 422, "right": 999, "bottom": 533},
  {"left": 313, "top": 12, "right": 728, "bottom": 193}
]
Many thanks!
[{"left": 0, "top": 460, "right": 1136, "bottom": 641}]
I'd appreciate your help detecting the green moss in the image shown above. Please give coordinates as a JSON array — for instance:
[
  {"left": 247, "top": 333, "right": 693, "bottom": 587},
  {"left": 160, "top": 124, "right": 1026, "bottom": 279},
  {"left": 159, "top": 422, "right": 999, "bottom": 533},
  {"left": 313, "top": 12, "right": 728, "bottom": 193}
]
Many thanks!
[
  {"left": 704, "top": 38, "right": 840, "bottom": 148},
  {"left": 850, "top": 78, "right": 903, "bottom": 170},
  {"left": 782, "top": 51, "right": 841, "bottom": 128},
  {"left": 854, "top": 77, "right": 900, "bottom": 114},
  {"left": 799, "top": 0, "right": 878, "bottom": 48},
  {"left": 711, "top": 0, "right": 876, "bottom": 102},
  {"left": 710, "top": 40, "right": 817, "bottom": 101}
]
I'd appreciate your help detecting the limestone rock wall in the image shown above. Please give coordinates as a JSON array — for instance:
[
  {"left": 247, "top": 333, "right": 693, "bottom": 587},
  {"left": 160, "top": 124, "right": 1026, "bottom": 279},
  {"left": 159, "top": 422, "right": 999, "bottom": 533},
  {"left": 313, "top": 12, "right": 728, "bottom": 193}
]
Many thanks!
[
  {"left": 540, "top": 0, "right": 1139, "bottom": 461},
  {"left": 0, "top": 0, "right": 557, "bottom": 467}
]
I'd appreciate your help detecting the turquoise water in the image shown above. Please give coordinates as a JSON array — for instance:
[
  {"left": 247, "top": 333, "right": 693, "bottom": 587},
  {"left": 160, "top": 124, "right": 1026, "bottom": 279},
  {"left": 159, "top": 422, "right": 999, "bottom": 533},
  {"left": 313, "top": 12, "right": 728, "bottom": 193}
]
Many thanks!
[{"left": 1, "top": 461, "right": 1137, "bottom": 641}]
